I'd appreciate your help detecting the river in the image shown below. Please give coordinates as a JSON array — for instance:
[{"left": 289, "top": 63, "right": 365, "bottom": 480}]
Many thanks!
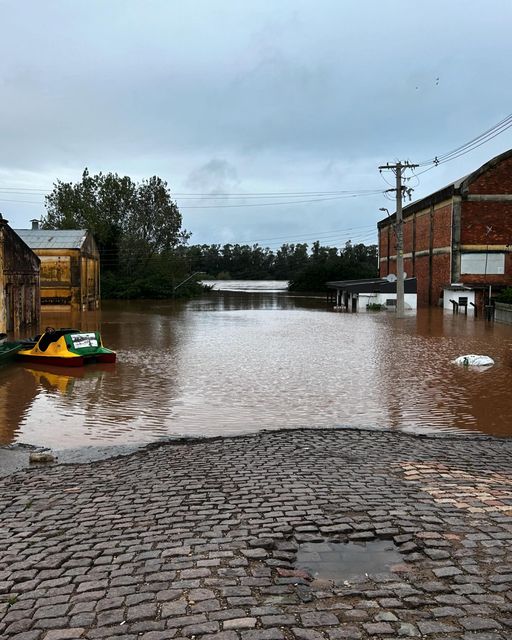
[{"left": 1, "top": 280, "right": 511, "bottom": 449}]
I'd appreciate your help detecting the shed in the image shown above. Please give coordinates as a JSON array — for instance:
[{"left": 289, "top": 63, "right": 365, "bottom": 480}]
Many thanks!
[
  {"left": 14, "top": 223, "right": 100, "bottom": 311},
  {"left": 0, "top": 217, "right": 40, "bottom": 334},
  {"left": 327, "top": 277, "right": 417, "bottom": 312}
]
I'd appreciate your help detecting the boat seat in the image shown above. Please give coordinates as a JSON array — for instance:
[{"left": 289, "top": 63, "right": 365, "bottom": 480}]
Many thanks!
[
  {"left": 37, "top": 329, "right": 79, "bottom": 352},
  {"left": 38, "top": 332, "right": 61, "bottom": 352}
]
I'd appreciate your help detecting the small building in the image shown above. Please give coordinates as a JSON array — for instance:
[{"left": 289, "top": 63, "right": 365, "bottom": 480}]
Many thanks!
[
  {"left": 377, "top": 149, "right": 512, "bottom": 311},
  {"left": 14, "top": 222, "right": 100, "bottom": 312},
  {"left": 327, "top": 277, "right": 417, "bottom": 312},
  {"left": 0, "top": 216, "right": 40, "bottom": 334}
]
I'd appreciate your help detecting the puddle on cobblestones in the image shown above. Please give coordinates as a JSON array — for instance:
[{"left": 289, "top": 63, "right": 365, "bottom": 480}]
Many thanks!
[{"left": 295, "top": 540, "right": 402, "bottom": 582}]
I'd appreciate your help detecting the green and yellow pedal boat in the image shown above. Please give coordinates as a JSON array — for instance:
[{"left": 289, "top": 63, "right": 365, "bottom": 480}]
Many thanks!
[{"left": 18, "top": 328, "right": 116, "bottom": 367}]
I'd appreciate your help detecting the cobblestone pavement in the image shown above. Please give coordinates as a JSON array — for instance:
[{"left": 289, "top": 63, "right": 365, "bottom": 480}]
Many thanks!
[{"left": 0, "top": 428, "right": 511, "bottom": 640}]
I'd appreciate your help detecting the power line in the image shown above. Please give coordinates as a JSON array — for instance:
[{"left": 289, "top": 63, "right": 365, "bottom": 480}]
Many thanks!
[
  {"left": 86, "top": 228, "right": 378, "bottom": 255},
  {"left": 416, "top": 112, "right": 512, "bottom": 168},
  {"left": 174, "top": 189, "right": 382, "bottom": 198},
  {"left": 178, "top": 192, "right": 383, "bottom": 209},
  {"left": 0, "top": 191, "right": 384, "bottom": 210},
  {"left": 0, "top": 198, "right": 44, "bottom": 205},
  {"left": 242, "top": 224, "right": 375, "bottom": 244},
  {"left": 0, "top": 186, "right": 383, "bottom": 197}
]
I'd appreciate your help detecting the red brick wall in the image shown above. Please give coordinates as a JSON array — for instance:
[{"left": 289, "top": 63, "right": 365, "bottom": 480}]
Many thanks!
[
  {"left": 404, "top": 256, "right": 414, "bottom": 279},
  {"left": 414, "top": 255, "right": 431, "bottom": 306},
  {"left": 432, "top": 203, "right": 452, "bottom": 248},
  {"left": 432, "top": 253, "right": 452, "bottom": 305},
  {"left": 378, "top": 228, "right": 390, "bottom": 276},
  {"left": 459, "top": 251, "right": 512, "bottom": 288},
  {"left": 468, "top": 154, "right": 512, "bottom": 194},
  {"left": 414, "top": 212, "right": 431, "bottom": 253},
  {"left": 377, "top": 200, "right": 453, "bottom": 305},
  {"left": 460, "top": 159, "right": 512, "bottom": 287},
  {"left": 461, "top": 201, "right": 512, "bottom": 244},
  {"left": 403, "top": 216, "right": 414, "bottom": 254},
  {"left": 461, "top": 273, "right": 512, "bottom": 287},
  {"left": 377, "top": 153, "right": 512, "bottom": 304},
  {"left": 408, "top": 202, "right": 452, "bottom": 306}
]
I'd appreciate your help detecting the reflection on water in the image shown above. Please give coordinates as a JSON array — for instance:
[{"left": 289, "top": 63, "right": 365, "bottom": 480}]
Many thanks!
[
  {"left": 1, "top": 285, "right": 512, "bottom": 449},
  {"left": 296, "top": 540, "right": 403, "bottom": 581}
]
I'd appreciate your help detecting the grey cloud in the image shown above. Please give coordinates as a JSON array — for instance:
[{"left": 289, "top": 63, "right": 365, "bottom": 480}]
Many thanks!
[
  {"left": 1, "top": 0, "right": 511, "bottom": 243},
  {"left": 185, "top": 159, "right": 240, "bottom": 194}
]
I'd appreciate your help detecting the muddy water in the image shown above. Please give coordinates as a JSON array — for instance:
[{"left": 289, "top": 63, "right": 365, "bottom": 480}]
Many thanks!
[
  {"left": 1, "top": 284, "right": 512, "bottom": 449},
  {"left": 296, "top": 540, "right": 403, "bottom": 582}
]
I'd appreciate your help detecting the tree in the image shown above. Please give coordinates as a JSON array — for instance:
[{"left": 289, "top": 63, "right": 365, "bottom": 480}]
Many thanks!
[
  {"left": 288, "top": 241, "right": 378, "bottom": 291},
  {"left": 42, "top": 169, "right": 193, "bottom": 297}
]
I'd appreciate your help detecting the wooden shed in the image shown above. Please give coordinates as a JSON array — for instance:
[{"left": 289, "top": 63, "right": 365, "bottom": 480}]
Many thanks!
[
  {"left": 14, "top": 223, "right": 100, "bottom": 312},
  {"left": 0, "top": 216, "right": 40, "bottom": 334}
]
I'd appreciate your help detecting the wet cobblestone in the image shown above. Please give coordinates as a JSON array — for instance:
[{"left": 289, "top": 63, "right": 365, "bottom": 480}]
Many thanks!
[{"left": 0, "top": 428, "right": 511, "bottom": 639}]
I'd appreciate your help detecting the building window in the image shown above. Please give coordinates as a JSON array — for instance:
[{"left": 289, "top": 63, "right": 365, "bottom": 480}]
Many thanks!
[
  {"left": 461, "top": 252, "right": 505, "bottom": 275},
  {"left": 385, "top": 299, "right": 396, "bottom": 307}
]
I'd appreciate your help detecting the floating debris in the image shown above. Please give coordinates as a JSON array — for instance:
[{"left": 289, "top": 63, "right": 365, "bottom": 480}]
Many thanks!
[
  {"left": 452, "top": 354, "right": 494, "bottom": 367},
  {"left": 29, "top": 451, "right": 56, "bottom": 464}
]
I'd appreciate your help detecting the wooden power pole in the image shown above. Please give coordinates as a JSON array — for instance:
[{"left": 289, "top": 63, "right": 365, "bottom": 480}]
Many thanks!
[{"left": 379, "top": 161, "right": 418, "bottom": 318}]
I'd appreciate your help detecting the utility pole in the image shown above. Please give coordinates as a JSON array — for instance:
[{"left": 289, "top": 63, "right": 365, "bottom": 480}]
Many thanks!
[{"left": 378, "top": 161, "right": 418, "bottom": 318}]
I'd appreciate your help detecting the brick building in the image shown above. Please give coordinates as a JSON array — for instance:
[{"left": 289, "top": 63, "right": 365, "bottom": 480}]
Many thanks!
[
  {"left": 0, "top": 216, "right": 40, "bottom": 334},
  {"left": 377, "top": 149, "right": 512, "bottom": 309}
]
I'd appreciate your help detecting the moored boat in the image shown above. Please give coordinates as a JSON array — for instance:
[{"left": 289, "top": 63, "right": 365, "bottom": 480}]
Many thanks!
[
  {"left": 17, "top": 328, "right": 116, "bottom": 367},
  {"left": 0, "top": 340, "right": 23, "bottom": 365}
]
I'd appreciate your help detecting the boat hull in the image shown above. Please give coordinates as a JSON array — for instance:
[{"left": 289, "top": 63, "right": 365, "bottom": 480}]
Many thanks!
[
  {"left": 17, "top": 352, "right": 116, "bottom": 367},
  {"left": 0, "top": 342, "right": 23, "bottom": 365},
  {"left": 17, "top": 329, "right": 116, "bottom": 368}
]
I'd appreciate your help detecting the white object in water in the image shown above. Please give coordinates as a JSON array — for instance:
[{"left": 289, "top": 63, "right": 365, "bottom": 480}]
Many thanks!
[{"left": 452, "top": 354, "right": 494, "bottom": 367}]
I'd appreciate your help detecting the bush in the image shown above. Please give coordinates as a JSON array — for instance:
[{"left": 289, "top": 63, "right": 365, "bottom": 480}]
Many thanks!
[{"left": 495, "top": 287, "right": 512, "bottom": 304}]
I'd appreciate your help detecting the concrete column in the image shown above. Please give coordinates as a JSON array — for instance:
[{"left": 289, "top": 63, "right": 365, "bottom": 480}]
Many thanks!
[
  {"left": 428, "top": 205, "right": 434, "bottom": 306},
  {"left": 451, "top": 195, "right": 462, "bottom": 283}
]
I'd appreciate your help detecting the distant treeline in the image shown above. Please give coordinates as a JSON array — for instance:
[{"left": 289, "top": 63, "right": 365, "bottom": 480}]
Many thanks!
[
  {"left": 178, "top": 241, "right": 378, "bottom": 291},
  {"left": 41, "top": 169, "right": 378, "bottom": 297}
]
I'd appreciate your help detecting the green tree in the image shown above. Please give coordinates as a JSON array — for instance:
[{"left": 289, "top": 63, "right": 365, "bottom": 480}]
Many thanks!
[
  {"left": 42, "top": 169, "right": 193, "bottom": 297},
  {"left": 288, "top": 241, "right": 378, "bottom": 291}
]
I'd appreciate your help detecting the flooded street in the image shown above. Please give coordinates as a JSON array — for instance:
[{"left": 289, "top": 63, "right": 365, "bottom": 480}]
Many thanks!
[{"left": 2, "top": 281, "right": 512, "bottom": 449}]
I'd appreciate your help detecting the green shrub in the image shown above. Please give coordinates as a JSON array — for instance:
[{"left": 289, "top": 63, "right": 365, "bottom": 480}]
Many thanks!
[{"left": 496, "top": 287, "right": 512, "bottom": 304}]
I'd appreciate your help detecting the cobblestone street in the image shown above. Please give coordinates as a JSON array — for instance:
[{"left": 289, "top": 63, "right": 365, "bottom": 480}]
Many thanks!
[{"left": 0, "top": 428, "right": 511, "bottom": 640}]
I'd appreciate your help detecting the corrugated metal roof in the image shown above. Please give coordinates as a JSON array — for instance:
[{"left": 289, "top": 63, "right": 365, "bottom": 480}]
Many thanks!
[{"left": 13, "top": 229, "right": 88, "bottom": 249}]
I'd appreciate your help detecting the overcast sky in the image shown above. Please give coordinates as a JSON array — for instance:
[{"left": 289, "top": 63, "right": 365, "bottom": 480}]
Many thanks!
[{"left": 1, "top": 0, "right": 512, "bottom": 248}]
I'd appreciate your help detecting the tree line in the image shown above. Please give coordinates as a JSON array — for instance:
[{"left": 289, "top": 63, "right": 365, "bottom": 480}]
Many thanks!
[
  {"left": 41, "top": 169, "right": 378, "bottom": 297},
  {"left": 179, "top": 240, "right": 378, "bottom": 290}
]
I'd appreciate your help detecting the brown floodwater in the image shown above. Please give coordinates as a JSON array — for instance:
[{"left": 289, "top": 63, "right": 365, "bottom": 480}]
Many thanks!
[{"left": 1, "top": 282, "right": 512, "bottom": 449}]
